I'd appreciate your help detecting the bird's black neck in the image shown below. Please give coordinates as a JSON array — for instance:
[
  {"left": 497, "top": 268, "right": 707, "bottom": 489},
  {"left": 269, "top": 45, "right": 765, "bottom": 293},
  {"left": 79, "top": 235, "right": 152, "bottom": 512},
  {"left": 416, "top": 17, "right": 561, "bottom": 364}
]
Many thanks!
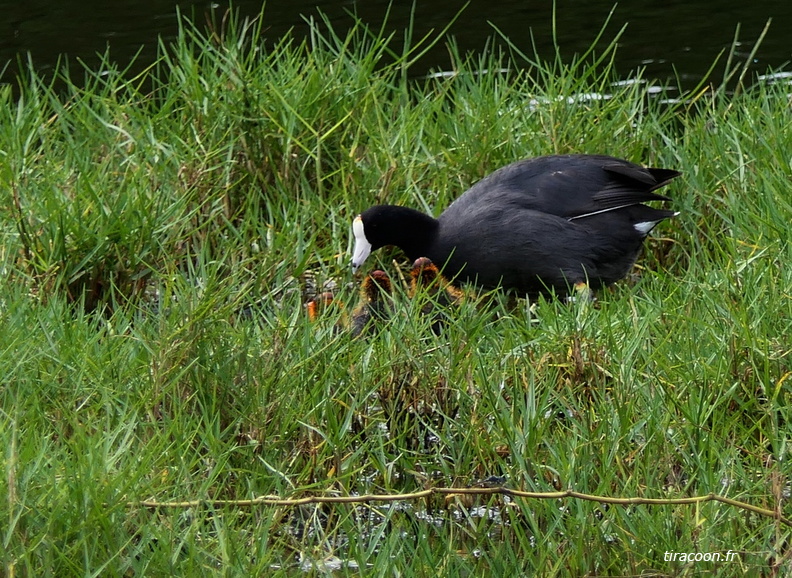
[{"left": 372, "top": 205, "right": 439, "bottom": 260}]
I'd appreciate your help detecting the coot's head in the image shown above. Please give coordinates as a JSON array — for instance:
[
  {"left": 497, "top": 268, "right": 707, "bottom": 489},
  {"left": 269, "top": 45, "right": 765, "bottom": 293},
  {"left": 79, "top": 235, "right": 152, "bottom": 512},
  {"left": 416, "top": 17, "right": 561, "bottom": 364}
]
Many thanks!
[
  {"left": 361, "top": 269, "right": 393, "bottom": 301},
  {"left": 351, "top": 206, "right": 439, "bottom": 272},
  {"left": 409, "top": 257, "right": 441, "bottom": 289},
  {"left": 409, "top": 256, "right": 463, "bottom": 303}
]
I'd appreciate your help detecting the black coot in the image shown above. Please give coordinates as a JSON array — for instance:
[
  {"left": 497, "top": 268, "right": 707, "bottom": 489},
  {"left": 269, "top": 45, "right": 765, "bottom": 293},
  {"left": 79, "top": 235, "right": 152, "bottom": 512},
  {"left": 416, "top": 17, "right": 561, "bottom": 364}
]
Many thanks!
[{"left": 352, "top": 154, "right": 679, "bottom": 296}]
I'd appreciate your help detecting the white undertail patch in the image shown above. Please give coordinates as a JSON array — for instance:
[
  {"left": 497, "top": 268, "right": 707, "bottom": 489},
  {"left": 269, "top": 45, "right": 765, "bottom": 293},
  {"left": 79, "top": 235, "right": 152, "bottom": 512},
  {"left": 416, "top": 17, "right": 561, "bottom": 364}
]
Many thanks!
[
  {"left": 633, "top": 221, "right": 659, "bottom": 235},
  {"left": 634, "top": 211, "right": 679, "bottom": 235}
]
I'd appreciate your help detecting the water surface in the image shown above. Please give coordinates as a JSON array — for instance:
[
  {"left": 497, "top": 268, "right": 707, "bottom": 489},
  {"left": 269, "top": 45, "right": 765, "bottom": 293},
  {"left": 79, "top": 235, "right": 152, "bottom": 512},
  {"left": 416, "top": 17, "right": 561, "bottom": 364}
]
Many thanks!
[{"left": 1, "top": 1, "right": 790, "bottom": 88}]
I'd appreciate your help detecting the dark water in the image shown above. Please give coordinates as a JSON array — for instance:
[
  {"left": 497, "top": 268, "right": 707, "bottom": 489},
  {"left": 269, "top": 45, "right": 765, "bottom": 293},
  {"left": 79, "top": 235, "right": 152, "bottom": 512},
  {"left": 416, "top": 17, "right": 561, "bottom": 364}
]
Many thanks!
[{"left": 2, "top": 1, "right": 791, "bottom": 89}]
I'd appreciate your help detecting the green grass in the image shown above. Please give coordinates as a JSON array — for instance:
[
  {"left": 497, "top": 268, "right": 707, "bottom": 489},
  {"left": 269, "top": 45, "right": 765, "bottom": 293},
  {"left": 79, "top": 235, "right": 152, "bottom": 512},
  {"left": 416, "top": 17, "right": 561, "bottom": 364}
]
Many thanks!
[{"left": 2, "top": 7, "right": 791, "bottom": 576}]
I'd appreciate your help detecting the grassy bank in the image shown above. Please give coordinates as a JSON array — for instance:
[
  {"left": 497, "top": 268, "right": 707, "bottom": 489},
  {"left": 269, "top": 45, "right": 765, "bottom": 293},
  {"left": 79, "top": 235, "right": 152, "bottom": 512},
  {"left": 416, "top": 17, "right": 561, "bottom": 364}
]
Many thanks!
[{"left": 1, "top": 8, "right": 790, "bottom": 576}]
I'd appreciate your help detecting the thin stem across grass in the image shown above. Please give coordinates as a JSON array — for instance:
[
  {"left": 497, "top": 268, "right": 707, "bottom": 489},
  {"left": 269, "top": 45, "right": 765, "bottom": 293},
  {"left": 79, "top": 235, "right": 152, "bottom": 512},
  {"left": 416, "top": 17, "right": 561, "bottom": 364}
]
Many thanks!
[{"left": 1, "top": 5, "right": 791, "bottom": 576}]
